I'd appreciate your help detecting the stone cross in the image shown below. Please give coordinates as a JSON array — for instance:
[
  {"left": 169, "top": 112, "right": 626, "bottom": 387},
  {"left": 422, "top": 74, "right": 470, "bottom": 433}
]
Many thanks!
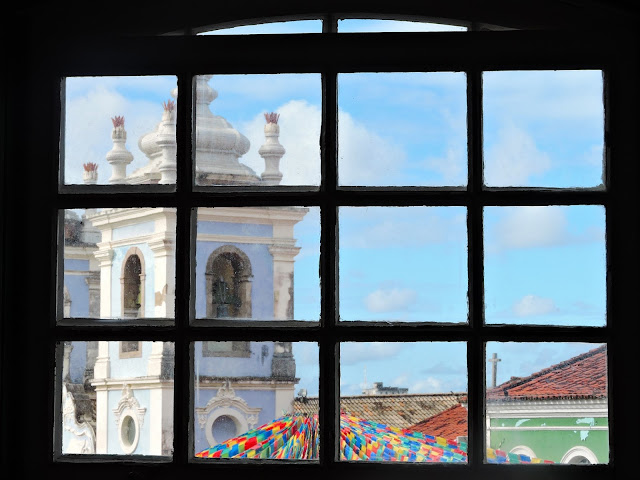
[{"left": 488, "top": 352, "right": 501, "bottom": 388}]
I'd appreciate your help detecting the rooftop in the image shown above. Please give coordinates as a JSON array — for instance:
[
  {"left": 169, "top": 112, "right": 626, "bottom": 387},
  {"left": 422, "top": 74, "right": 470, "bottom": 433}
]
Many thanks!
[
  {"left": 486, "top": 344, "right": 607, "bottom": 402},
  {"left": 410, "top": 403, "right": 468, "bottom": 440},
  {"left": 293, "top": 392, "right": 465, "bottom": 429}
]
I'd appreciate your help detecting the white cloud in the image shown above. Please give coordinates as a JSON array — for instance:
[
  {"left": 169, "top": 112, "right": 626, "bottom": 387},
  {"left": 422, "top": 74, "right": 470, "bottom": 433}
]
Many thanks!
[
  {"left": 65, "top": 85, "right": 170, "bottom": 184},
  {"left": 338, "top": 110, "right": 408, "bottom": 185},
  {"left": 483, "top": 70, "right": 604, "bottom": 123},
  {"left": 365, "top": 288, "right": 418, "bottom": 313},
  {"left": 492, "top": 206, "right": 569, "bottom": 250},
  {"left": 239, "top": 99, "right": 416, "bottom": 187},
  {"left": 421, "top": 109, "right": 467, "bottom": 185},
  {"left": 513, "top": 294, "right": 558, "bottom": 317},
  {"left": 423, "top": 144, "right": 466, "bottom": 185},
  {"left": 340, "top": 342, "right": 403, "bottom": 365},
  {"left": 484, "top": 124, "right": 551, "bottom": 186},
  {"left": 210, "top": 74, "right": 319, "bottom": 104},
  {"left": 421, "top": 362, "right": 467, "bottom": 376},
  {"left": 391, "top": 373, "right": 410, "bottom": 387},
  {"left": 487, "top": 206, "right": 605, "bottom": 253},
  {"left": 239, "top": 100, "right": 321, "bottom": 185},
  {"left": 340, "top": 207, "right": 466, "bottom": 249},
  {"left": 583, "top": 143, "right": 605, "bottom": 167},
  {"left": 409, "top": 377, "right": 446, "bottom": 393},
  {"left": 291, "top": 342, "right": 319, "bottom": 366}
]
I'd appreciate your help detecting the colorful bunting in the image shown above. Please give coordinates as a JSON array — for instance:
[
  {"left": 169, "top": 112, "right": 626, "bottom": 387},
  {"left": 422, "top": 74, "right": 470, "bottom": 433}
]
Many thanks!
[{"left": 195, "top": 412, "right": 552, "bottom": 464}]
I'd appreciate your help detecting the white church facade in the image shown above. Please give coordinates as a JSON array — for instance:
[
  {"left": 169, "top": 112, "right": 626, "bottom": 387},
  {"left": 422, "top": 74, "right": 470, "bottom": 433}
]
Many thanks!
[{"left": 62, "top": 75, "right": 306, "bottom": 456}]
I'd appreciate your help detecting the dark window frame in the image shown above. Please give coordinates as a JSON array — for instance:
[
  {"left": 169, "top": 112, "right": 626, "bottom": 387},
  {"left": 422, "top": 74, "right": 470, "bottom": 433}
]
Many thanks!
[{"left": 2, "top": 6, "right": 638, "bottom": 480}]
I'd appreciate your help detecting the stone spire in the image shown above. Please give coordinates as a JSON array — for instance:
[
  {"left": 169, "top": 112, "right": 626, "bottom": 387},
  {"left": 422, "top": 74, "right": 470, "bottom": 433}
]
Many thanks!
[
  {"left": 157, "top": 100, "right": 177, "bottom": 184},
  {"left": 193, "top": 75, "right": 258, "bottom": 184},
  {"left": 82, "top": 162, "right": 98, "bottom": 184},
  {"left": 106, "top": 116, "right": 133, "bottom": 184},
  {"left": 258, "top": 112, "right": 285, "bottom": 185}
]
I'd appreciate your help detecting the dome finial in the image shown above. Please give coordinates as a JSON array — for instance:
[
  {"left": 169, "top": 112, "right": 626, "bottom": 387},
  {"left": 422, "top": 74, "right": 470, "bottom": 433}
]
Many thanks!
[
  {"left": 158, "top": 100, "right": 177, "bottom": 184},
  {"left": 106, "top": 115, "right": 133, "bottom": 184},
  {"left": 259, "top": 112, "right": 285, "bottom": 185},
  {"left": 82, "top": 162, "right": 99, "bottom": 184},
  {"left": 111, "top": 116, "right": 125, "bottom": 128},
  {"left": 264, "top": 112, "right": 280, "bottom": 124}
]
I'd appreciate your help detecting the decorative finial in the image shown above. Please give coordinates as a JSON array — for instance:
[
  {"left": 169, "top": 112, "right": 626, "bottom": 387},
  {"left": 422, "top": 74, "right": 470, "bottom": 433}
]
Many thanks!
[
  {"left": 264, "top": 112, "right": 280, "bottom": 124},
  {"left": 106, "top": 115, "right": 133, "bottom": 184},
  {"left": 158, "top": 100, "right": 177, "bottom": 184},
  {"left": 259, "top": 112, "right": 285, "bottom": 185},
  {"left": 83, "top": 162, "right": 98, "bottom": 172},
  {"left": 111, "top": 116, "right": 125, "bottom": 128},
  {"left": 162, "top": 100, "right": 175, "bottom": 112}
]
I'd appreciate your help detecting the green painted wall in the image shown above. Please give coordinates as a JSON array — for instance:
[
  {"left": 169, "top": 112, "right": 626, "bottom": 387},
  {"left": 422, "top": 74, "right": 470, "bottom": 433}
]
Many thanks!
[{"left": 489, "top": 416, "right": 609, "bottom": 463}]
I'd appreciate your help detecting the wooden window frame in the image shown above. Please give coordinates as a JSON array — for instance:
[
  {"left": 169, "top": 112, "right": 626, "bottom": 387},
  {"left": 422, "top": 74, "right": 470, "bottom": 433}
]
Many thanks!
[{"left": 2, "top": 5, "right": 638, "bottom": 480}]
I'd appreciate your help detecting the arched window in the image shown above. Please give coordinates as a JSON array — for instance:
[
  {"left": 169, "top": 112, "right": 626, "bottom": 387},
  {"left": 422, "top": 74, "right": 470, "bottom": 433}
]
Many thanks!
[
  {"left": 205, "top": 245, "right": 252, "bottom": 319},
  {"left": 561, "top": 446, "right": 599, "bottom": 465},
  {"left": 121, "top": 247, "right": 146, "bottom": 318},
  {"left": 509, "top": 445, "right": 537, "bottom": 460}
]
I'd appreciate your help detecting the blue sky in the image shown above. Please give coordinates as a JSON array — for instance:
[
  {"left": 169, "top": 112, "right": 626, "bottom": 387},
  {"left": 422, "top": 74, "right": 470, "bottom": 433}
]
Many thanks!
[
  {"left": 199, "top": 19, "right": 466, "bottom": 35},
  {"left": 63, "top": 23, "right": 605, "bottom": 402}
]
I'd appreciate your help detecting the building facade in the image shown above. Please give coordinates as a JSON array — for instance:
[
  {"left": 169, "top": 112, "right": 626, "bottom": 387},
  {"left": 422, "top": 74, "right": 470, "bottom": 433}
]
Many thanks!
[{"left": 62, "top": 75, "right": 305, "bottom": 455}]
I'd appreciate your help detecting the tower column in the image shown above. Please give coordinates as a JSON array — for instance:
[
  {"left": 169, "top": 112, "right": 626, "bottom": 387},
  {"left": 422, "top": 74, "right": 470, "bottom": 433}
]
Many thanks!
[
  {"left": 268, "top": 244, "right": 300, "bottom": 320},
  {"left": 106, "top": 116, "right": 133, "bottom": 184},
  {"left": 258, "top": 112, "right": 285, "bottom": 185},
  {"left": 157, "top": 100, "right": 177, "bottom": 184}
]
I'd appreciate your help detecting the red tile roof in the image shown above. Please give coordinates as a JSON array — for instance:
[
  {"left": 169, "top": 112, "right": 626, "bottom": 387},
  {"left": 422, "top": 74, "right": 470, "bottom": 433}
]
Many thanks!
[
  {"left": 410, "top": 403, "right": 468, "bottom": 440},
  {"left": 486, "top": 344, "right": 607, "bottom": 401},
  {"left": 293, "top": 392, "right": 466, "bottom": 428},
  {"left": 409, "top": 345, "right": 607, "bottom": 437}
]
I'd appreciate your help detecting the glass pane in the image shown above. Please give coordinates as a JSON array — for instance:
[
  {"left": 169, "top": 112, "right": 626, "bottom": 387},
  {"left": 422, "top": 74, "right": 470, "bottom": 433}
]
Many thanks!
[
  {"left": 340, "top": 341, "right": 468, "bottom": 462},
  {"left": 193, "top": 74, "right": 321, "bottom": 186},
  {"left": 483, "top": 70, "right": 604, "bottom": 188},
  {"left": 338, "top": 72, "right": 467, "bottom": 186},
  {"left": 195, "top": 207, "right": 320, "bottom": 321},
  {"left": 339, "top": 207, "right": 468, "bottom": 322},
  {"left": 199, "top": 20, "right": 322, "bottom": 35},
  {"left": 61, "top": 208, "right": 176, "bottom": 320},
  {"left": 484, "top": 206, "right": 605, "bottom": 326},
  {"left": 485, "top": 342, "right": 608, "bottom": 464},
  {"left": 338, "top": 19, "right": 467, "bottom": 32},
  {"left": 194, "top": 341, "right": 319, "bottom": 459},
  {"left": 63, "top": 76, "right": 178, "bottom": 186},
  {"left": 60, "top": 341, "right": 174, "bottom": 456}
]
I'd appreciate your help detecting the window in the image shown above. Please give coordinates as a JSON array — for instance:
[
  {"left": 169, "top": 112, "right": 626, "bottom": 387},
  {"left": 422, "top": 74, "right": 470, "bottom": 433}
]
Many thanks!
[
  {"left": 119, "top": 341, "right": 142, "bottom": 358},
  {"left": 201, "top": 341, "right": 251, "bottom": 357},
  {"left": 3, "top": 3, "right": 638, "bottom": 479},
  {"left": 121, "top": 248, "right": 145, "bottom": 319},
  {"left": 205, "top": 246, "right": 252, "bottom": 319}
]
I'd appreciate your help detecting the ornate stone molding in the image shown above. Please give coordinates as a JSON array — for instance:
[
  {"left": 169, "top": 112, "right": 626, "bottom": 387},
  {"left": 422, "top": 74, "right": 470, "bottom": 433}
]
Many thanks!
[
  {"left": 486, "top": 398, "right": 608, "bottom": 418},
  {"left": 561, "top": 445, "right": 600, "bottom": 464},
  {"left": 113, "top": 384, "right": 147, "bottom": 454},
  {"left": 113, "top": 385, "right": 147, "bottom": 428},
  {"left": 268, "top": 244, "right": 301, "bottom": 262},
  {"left": 195, "top": 380, "right": 261, "bottom": 446}
]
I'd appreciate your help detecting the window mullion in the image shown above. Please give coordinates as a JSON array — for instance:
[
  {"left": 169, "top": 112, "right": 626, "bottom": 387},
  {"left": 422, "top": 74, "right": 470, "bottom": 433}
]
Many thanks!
[
  {"left": 319, "top": 66, "right": 338, "bottom": 465},
  {"left": 173, "top": 71, "right": 193, "bottom": 464},
  {"left": 467, "top": 68, "right": 485, "bottom": 468}
]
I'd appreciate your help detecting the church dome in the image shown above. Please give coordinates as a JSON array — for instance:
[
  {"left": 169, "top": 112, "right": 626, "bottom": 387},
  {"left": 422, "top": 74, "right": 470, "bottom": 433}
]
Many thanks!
[
  {"left": 193, "top": 75, "right": 257, "bottom": 182},
  {"left": 138, "top": 124, "right": 163, "bottom": 160}
]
